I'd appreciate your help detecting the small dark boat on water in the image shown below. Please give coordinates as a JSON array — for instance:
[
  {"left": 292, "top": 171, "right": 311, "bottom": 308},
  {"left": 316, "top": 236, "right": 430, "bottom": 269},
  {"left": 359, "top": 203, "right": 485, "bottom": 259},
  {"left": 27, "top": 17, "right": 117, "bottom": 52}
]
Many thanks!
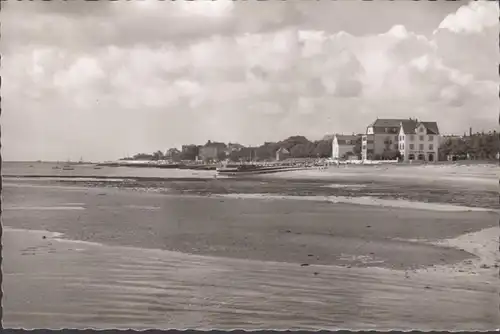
[{"left": 157, "top": 163, "right": 180, "bottom": 169}]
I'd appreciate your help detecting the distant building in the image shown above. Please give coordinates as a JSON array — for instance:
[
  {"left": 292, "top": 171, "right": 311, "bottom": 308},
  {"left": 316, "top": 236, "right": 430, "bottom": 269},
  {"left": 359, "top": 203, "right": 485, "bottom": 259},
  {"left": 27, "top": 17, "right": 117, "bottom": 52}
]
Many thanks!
[
  {"left": 361, "top": 118, "right": 441, "bottom": 162},
  {"left": 199, "top": 146, "right": 218, "bottom": 162},
  {"left": 199, "top": 141, "right": 227, "bottom": 162},
  {"left": 181, "top": 145, "right": 199, "bottom": 161},
  {"left": 275, "top": 147, "right": 290, "bottom": 161},
  {"left": 332, "top": 134, "right": 361, "bottom": 160},
  {"left": 225, "top": 143, "right": 245, "bottom": 155},
  {"left": 165, "top": 148, "right": 181, "bottom": 162}
]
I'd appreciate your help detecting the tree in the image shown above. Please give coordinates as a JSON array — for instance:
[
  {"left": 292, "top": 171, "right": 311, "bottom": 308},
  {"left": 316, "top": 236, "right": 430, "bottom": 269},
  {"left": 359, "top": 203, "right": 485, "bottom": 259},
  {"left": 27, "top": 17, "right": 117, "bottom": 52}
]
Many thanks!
[
  {"left": 381, "top": 150, "right": 400, "bottom": 160},
  {"left": 152, "top": 150, "right": 165, "bottom": 161},
  {"left": 217, "top": 150, "right": 227, "bottom": 161},
  {"left": 132, "top": 153, "right": 154, "bottom": 160},
  {"left": 180, "top": 145, "right": 199, "bottom": 161},
  {"left": 313, "top": 140, "right": 332, "bottom": 158},
  {"left": 352, "top": 137, "right": 362, "bottom": 156}
]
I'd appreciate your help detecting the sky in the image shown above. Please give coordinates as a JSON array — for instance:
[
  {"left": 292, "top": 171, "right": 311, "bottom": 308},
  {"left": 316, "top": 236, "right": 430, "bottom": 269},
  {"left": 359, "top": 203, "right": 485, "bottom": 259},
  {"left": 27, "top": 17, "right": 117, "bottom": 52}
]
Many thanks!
[{"left": 1, "top": 0, "right": 498, "bottom": 161}]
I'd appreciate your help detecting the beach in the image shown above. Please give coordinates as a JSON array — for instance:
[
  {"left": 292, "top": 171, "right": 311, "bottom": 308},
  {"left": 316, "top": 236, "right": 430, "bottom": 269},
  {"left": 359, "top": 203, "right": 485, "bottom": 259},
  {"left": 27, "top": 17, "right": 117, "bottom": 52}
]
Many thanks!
[{"left": 2, "top": 161, "right": 499, "bottom": 329}]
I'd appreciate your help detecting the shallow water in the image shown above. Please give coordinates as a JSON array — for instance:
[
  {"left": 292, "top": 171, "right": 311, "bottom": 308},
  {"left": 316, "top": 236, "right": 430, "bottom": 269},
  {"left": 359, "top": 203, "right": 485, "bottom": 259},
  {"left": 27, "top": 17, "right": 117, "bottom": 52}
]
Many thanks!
[
  {"left": 2, "top": 161, "right": 216, "bottom": 179},
  {"left": 3, "top": 228, "right": 498, "bottom": 330}
]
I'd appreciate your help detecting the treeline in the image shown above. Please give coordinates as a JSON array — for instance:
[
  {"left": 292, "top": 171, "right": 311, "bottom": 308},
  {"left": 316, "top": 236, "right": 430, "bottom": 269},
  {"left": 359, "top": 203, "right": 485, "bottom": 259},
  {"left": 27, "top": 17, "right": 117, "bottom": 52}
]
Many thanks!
[
  {"left": 439, "top": 131, "right": 499, "bottom": 160},
  {"left": 229, "top": 136, "right": 336, "bottom": 162},
  {"left": 122, "top": 135, "right": 343, "bottom": 162}
]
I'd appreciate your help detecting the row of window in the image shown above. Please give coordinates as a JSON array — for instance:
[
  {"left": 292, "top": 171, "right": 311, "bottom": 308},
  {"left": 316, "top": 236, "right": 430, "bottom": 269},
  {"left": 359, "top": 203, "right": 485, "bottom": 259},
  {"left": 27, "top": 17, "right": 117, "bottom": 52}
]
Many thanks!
[
  {"left": 366, "top": 135, "right": 435, "bottom": 142},
  {"left": 398, "top": 135, "right": 434, "bottom": 141},
  {"left": 363, "top": 143, "right": 435, "bottom": 151},
  {"left": 403, "top": 143, "right": 434, "bottom": 150}
]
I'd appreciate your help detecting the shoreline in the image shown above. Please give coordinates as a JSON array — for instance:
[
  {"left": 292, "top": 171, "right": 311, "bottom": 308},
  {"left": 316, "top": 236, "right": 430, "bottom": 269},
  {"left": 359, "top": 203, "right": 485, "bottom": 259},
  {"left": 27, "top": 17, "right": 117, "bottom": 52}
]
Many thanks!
[
  {"left": 214, "top": 193, "right": 498, "bottom": 213},
  {"left": 4, "top": 223, "right": 498, "bottom": 278}
]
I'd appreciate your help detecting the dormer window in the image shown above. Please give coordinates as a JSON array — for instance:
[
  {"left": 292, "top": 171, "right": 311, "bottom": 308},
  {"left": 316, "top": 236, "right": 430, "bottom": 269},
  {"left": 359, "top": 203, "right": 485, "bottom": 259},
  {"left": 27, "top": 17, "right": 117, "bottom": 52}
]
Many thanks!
[{"left": 419, "top": 127, "right": 424, "bottom": 133}]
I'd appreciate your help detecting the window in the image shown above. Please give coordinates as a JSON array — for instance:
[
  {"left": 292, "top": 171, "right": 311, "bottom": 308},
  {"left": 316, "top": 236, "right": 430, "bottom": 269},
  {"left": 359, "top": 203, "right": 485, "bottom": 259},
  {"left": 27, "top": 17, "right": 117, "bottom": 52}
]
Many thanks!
[
  {"left": 402, "top": 143, "right": 405, "bottom": 150},
  {"left": 394, "top": 144, "right": 398, "bottom": 150},
  {"left": 428, "top": 135, "right": 433, "bottom": 141},
  {"left": 362, "top": 137, "right": 367, "bottom": 142},
  {"left": 402, "top": 135, "right": 405, "bottom": 140},
  {"left": 419, "top": 144, "right": 424, "bottom": 150},
  {"left": 409, "top": 144, "right": 414, "bottom": 150},
  {"left": 367, "top": 149, "right": 374, "bottom": 154},
  {"left": 394, "top": 136, "right": 398, "bottom": 141},
  {"left": 429, "top": 144, "right": 434, "bottom": 150},
  {"left": 419, "top": 127, "right": 424, "bottom": 133},
  {"left": 419, "top": 135, "right": 424, "bottom": 141},
  {"left": 362, "top": 145, "right": 366, "bottom": 150},
  {"left": 367, "top": 140, "right": 374, "bottom": 144},
  {"left": 410, "top": 135, "right": 414, "bottom": 141}
]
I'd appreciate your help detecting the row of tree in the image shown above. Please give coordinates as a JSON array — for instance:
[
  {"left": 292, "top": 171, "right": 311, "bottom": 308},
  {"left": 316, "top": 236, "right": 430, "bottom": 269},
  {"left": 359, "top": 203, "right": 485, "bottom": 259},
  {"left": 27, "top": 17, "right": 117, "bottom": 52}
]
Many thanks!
[{"left": 439, "top": 132, "right": 499, "bottom": 160}]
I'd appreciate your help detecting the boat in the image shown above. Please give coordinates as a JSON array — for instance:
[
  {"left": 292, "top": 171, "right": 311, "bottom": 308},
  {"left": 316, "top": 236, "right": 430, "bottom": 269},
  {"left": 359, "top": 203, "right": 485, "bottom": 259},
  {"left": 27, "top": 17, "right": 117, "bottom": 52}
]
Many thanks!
[{"left": 62, "top": 159, "right": 74, "bottom": 171}]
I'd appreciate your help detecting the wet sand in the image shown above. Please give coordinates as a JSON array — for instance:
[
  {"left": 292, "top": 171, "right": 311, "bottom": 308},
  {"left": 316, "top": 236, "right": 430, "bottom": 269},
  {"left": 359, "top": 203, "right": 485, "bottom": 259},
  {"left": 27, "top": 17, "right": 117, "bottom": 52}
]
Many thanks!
[
  {"left": 3, "top": 227, "right": 499, "bottom": 330},
  {"left": 3, "top": 163, "right": 499, "bottom": 329},
  {"left": 3, "top": 183, "right": 498, "bottom": 269}
]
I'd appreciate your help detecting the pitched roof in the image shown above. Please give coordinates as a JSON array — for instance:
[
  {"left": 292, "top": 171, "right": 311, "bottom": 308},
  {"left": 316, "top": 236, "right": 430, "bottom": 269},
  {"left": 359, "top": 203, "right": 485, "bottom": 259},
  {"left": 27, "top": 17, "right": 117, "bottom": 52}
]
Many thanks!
[
  {"left": 400, "top": 121, "right": 440, "bottom": 135},
  {"left": 335, "top": 134, "right": 360, "bottom": 145},
  {"left": 369, "top": 118, "right": 440, "bottom": 135},
  {"left": 400, "top": 119, "right": 418, "bottom": 134},
  {"left": 368, "top": 119, "right": 407, "bottom": 128},
  {"left": 420, "top": 122, "right": 440, "bottom": 135}
]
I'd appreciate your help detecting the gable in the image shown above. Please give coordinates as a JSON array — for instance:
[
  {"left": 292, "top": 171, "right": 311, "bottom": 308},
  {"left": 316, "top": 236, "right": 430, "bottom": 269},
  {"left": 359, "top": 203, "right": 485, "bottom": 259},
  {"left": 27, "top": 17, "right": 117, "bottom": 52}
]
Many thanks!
[{"left": 416, "top": 123, "right": 427, "bottom": 134}]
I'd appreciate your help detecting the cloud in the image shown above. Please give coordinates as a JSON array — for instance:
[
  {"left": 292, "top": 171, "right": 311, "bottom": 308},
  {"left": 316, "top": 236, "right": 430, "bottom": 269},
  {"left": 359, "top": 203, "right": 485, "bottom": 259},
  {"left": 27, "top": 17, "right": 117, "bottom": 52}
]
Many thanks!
[
  {"left": 1, "top": 1, "right": 497, "bottom": 160},
  {"left": 436, "top": 0, "right": 498, "bottom": 34}
]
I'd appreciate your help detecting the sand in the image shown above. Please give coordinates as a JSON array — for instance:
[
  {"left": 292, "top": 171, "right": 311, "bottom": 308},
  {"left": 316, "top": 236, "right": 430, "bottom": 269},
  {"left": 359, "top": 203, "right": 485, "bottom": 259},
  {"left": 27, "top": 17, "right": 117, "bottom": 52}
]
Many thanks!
[
  {"left": 265, "top": 163, "right": 498, "bottom": 191},
  {"left": 3, "top": 182, "right": 497, "bottom": 270},
  {"left": 3, "top": 162, "right": 499, "bottom": 329},
  {"left": 216, "top": 193, "right": 498, "bottom": 212}
]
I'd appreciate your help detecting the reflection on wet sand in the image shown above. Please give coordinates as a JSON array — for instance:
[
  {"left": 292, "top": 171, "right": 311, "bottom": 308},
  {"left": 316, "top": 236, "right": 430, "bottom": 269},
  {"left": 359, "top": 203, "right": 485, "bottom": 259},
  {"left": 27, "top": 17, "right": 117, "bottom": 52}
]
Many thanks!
[{"left": 3, "top": 228, "right": 498, "bottom": 330}]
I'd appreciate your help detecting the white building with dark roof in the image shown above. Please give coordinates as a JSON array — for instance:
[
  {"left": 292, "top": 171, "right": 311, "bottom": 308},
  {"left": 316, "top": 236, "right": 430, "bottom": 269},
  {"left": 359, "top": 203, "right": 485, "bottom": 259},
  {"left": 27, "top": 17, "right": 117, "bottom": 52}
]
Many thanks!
[
  {"left": 332, "top": 134, "right": 361, "bottom": 160},
  {"left": 362, "top": 118, "right": 441, "bottom": 162}
]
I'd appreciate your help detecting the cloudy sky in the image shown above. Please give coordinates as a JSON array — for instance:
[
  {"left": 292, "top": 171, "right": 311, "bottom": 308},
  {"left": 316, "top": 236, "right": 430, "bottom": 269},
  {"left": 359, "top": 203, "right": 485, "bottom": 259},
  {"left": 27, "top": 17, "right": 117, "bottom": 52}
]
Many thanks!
[{"left": 2, "top": 0, "right": 498, "bottom": 161}]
